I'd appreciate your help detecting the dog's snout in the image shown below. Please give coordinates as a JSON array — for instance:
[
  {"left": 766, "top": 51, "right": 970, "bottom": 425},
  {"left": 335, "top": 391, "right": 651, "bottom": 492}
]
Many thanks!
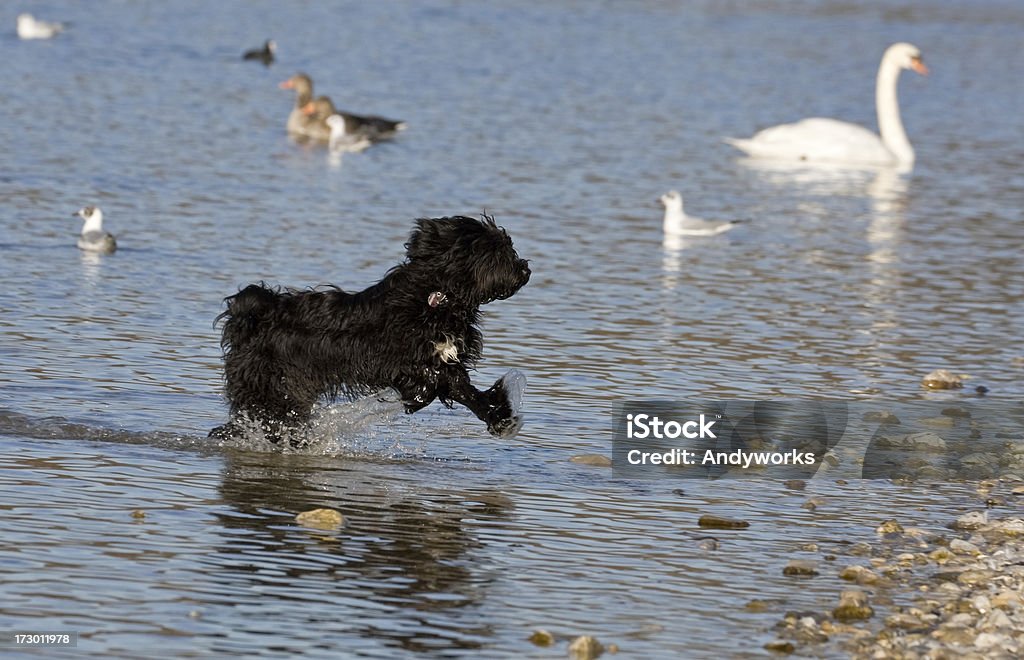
[{"left": 518, "top": 260, "right": 531, "bottom": 282}]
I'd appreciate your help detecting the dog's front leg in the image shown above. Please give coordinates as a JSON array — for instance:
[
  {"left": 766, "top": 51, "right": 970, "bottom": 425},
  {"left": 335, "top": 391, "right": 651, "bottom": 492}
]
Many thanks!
[
  {"left": 395, "top": 371, "right": 438, "bottom": 414},
  {"left": 440, "top": 367, "right": 523, "bottom": 438}
]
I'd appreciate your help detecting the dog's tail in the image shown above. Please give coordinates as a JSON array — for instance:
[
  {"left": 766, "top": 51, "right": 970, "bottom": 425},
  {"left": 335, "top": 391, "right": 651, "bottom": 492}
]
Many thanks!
[{"left": 215, "top": 283, "right": 278, "bottom": 349}]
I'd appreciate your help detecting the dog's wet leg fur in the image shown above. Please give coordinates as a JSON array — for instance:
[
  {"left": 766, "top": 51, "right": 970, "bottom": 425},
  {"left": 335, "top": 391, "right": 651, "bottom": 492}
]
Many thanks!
[{"left": 436, "top": 366, "right": 520, "bottom": 438}]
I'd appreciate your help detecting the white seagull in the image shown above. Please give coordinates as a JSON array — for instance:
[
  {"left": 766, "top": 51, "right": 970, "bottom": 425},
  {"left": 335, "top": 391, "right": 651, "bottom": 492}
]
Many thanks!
[
  {"left": 326, "top": 114, "right": 372, "bottom": 153},
  {"left": 73, "top": 206, "right": 117, "bottom": 254},
  {"left": 725, "top": 43, "right": 928, "bottom": 170},
  {"left": 659, "top": 191, "right": 740, "bottom": 237},
  {"left": 17, "top": 13, "right": 65, "bottom": 40}
]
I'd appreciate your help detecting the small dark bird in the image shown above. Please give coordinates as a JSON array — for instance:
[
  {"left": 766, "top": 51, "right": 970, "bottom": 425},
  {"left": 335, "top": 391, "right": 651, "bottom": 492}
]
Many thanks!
[{"left": 243, "top": 39, "right": 276, "bottom": 66}]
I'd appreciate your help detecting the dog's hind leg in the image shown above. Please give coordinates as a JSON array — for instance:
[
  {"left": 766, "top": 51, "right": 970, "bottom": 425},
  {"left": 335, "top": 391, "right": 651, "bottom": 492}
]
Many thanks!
[{"left": 438, "top": 367, "right": 525, "bottom": 438}]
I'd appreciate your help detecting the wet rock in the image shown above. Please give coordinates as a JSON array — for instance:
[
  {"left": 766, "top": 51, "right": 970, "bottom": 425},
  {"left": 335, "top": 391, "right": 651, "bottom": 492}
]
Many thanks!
[
  {"left": 798, "top": 543, "right": 819, "bottom": 552},
  {"left": 1012, "top": 485, "right": 1024, "bottom": 496},
  {"left": 875, "top": 432, "right": 947, "bottom": 452},
  {"left": 793, "top": 617, "right": 828, "bottom": 643},
  {"left": 839, "top": 565, "right": 879, "bottom": 585},
  {"left": 863, "top": 410, "right": 901, "bottom": 425},
  {"left": 605, "top": 643, "right": 619, "bottom": 654},
  {"left": 130, "top": 509, "right": 146, "bottom": 519},
  {"left": 933, "top": 624, "right": 975, "bottom": 645},
  {"left": 949, "top": 538, "right": 981, "bottom": 555},
  {"left": 885, "top": 611, "right": 929, "bottom": 631},
  {"left": 992, "top": 590, "right": 1021, "bottom": 609},
  {"left": 528, "top": 629, "right": 555, "bottom": 647},
  {"left": 941, "top": 406, "right": 971, "bottom": 418},
  {"left": 928, "top": 547, "right": 954, "bottom": 564},
  {"left": 983, "top": 517, "right": 1024, "bottom": 538},
  {"left": 763, "top": 640, "right": 795, "bottom": 653},
  {"left": 570, "top": 454, "right": 612, "bottom": 467},
  {"left": 876, "top": 519, "right": 904, "bottom": 535},
  {"left": 917, "top": 416, "right": 955, "bottom": 429},
  {"left": 957, "top": 569, "right": 997, "bottom": 586},
  {"left": 832, "top": 590, "right": 874, "bottom": 622},
  {"left": 783, "top": 560, "right": 819, "bottom": 576},
  {"left": 952, "top": 511, "right": 988, "bottom": 530},
  {"left": 698, "top": 515, "right": 749, "bottom": 529},
  {"left": 921, "top": 369, "right": 966, "bottom": 389},
  {"left": 974, "top": 632, "right": 1005, "bottom": 650},
  {"left": 568, "top": 635, "right": 604, "bottom": 659},
  {"left": 801, "top": 497, "right": 825, "bottom": 510},
  {"left": 295, "top": 508, "right": 345, "bottom": 530},
  {"left": 784, "top": 479, "right": 806, "bottom": 491},
  {"left": 746, "top": 599, "right": 770, "bottom": 613},
  {"left": 971, "top": 595, "right": 991, "bottom": 614},
  {"left": 979, "top": 608, "right": 1012, "bottom": 631},
  {"left": 695, "top": 537, "right": 720, "bottom": 551},
  {"left": 848, "top": 542, "right": 873, "bottom": 556}
]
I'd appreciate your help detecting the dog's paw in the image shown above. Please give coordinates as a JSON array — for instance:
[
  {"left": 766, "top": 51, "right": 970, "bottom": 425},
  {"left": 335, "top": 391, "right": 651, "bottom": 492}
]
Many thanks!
[
  {"left": 484, "top": 370, "right": 526, "bottom": 438},
  {"left": 488, "top": 414, "right": 523, "bottom": 439}
]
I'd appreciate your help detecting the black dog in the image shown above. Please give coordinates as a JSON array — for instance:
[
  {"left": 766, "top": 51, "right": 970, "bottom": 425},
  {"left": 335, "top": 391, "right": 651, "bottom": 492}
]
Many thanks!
[{"left": 210, "top": 215, "right": 530, "bottom": 443}]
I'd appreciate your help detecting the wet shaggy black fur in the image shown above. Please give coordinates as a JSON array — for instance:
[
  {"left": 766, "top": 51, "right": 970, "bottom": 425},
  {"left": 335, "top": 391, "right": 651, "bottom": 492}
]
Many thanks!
[{"left": 210, "top": 215, "right": 531, "bottom": 443}]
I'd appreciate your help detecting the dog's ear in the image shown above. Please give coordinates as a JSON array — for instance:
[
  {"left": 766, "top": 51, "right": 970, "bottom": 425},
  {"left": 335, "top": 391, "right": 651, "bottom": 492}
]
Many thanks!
[{"left": 405, "top": 216, "right": 468, "bottom": 262}]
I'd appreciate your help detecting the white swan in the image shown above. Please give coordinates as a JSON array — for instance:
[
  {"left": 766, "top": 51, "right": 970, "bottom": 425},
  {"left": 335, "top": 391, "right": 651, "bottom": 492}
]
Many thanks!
[
  {"left": 726, "top": 43, "right": 928, "bottom": 169},
  {"left": 659, "top": 190, "right": 739, "bottom": 237}
]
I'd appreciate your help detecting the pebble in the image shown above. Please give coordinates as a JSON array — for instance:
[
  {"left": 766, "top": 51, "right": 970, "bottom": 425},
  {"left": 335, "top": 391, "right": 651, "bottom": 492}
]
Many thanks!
[
  {"left": 802, "top": 497, "right": 825, "bottom": 510},
  {"left": 784, "top": 479, "right": 806, "bottom": 490},
  {"left": 832, "top": 590, "right": 874, "bottom": 621},
  {"left": 876, "top": 519, "right": 904, "bottom": 535},
  {"left": 774, "top": 501, "right": 1024, "bottom": 658},
  {"left": 697, "top": 515, "right": 749, "bottom": 529},
  {"left": 876, "top": 432, "right": 948, "bottom": 452},
  {"left": 763, "top": 640, "right": 794, "bottom": 653},
  {"left": 952, "top": 511, "right": 988, "bottom": 530},
  {"left": 921, "top": 369, "right": 966, "bottom": 389},
  {"left": 528, "top": 630, "right": 555, "bottom": 647},
  {"left": 569, "top": 454, "right": 612, "bottom": 467},
  {"left": 695, "top": 537, "right": 720, "bottom": 551},
  {"left": 568, "top": 635, "right": 604, "bottom": 659},
  {"left": 949, "top": 538, "right": 981, "bottom": 555},
  {"left": 863, "top": 410, "right": 901, "bottom": 425},
  {"left": 839, "top": 565, "right": 879, "bottom": 585},
  {"left": 782, "top": 560, "right": 819, "bottom": 576},
  {"left": 295, "top": 508, "right": 345, "bottom": 530}
]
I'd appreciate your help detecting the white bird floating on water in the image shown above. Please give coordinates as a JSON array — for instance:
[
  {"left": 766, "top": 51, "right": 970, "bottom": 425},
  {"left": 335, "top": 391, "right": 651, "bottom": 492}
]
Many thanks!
[
  {"left": 74, "top": 206, "right": 117, "bottom": 254},
  {"left": 659, "top": 191, "right": 740, "bottom": 237},
  {"left": 725, "top": 42, "right": 928, "bottom": 171},
  {"left": 17, "top": 13, "right": 65, "bottom": 40},
  {"left": 326, "top": 114, "right": 373, "bottom": 153}
]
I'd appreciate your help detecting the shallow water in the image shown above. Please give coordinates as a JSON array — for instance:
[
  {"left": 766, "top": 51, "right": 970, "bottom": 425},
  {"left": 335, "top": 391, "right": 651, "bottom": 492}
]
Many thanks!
[{"left": 1, "top": 0, "right": 1022, "bottom": 656}]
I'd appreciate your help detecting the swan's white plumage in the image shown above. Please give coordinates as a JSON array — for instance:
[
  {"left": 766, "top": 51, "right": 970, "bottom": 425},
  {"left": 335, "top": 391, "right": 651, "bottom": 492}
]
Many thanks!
[{"left": 726, "top": 43, "right": 926, "bottom": 169}]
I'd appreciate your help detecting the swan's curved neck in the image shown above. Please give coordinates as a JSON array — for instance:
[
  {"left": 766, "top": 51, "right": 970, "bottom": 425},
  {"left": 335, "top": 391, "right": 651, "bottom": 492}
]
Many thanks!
[{"left": 876, "top": 56, "right": 914, "bottom": 166}]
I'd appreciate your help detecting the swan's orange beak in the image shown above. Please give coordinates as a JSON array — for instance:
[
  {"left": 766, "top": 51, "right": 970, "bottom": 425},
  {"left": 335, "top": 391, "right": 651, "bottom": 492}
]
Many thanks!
[
  {"left": 301, "top": 101, "right": 316, "bottom": 115},
  {"left": 911, "top": 58, "right": 929, "bottom": 76},
  {"left": 279, "top": 79, "right": 295, "bottom": 89}
]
